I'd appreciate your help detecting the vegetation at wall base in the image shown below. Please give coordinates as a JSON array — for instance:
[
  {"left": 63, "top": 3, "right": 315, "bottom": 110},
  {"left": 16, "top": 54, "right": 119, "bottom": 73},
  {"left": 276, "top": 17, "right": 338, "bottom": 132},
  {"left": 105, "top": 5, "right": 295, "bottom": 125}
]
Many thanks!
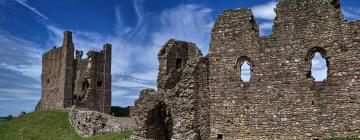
[
  {"left": 0, "top": 110, "right": 131, "bottom": 140},
  {"left": 326, "top": 138, "right": 360, "bottom": 140}
]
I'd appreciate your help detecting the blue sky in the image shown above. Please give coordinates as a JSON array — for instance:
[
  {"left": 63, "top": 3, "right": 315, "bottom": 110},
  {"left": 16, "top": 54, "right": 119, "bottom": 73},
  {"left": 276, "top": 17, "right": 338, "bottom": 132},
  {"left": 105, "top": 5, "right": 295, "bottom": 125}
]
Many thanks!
[{"left": 0, "top": 0, "right": 359, "bottom": 116}]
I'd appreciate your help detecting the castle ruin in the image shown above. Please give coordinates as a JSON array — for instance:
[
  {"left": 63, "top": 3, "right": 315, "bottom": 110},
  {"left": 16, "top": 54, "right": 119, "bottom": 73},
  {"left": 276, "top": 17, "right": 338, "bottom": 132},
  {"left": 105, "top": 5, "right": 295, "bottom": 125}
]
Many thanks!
[
  {"left": 131, "top": 0, "right": 360, "bottom": 139},
  {"left": 36, "top": 31, "right": 112, "bottom": 114}
]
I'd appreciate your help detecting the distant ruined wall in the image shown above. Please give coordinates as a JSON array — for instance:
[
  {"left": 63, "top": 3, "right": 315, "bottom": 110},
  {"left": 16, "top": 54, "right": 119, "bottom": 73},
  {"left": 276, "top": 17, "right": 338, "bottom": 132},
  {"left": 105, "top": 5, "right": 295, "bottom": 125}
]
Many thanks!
[
  {"left": 36, "top": 32, "right": 74, "bottom": 111},
  {"left": 132, "top": 0, "right": 360, "bottom": 139},
  {"left": 73, "top": 44, "right": 112, "bottom": 114},
  {"left": 36, "top": 31, "right": 112, "bottom": 114},
  {"left": 111, "top": 106, "right": 131, "bottom": 117}
]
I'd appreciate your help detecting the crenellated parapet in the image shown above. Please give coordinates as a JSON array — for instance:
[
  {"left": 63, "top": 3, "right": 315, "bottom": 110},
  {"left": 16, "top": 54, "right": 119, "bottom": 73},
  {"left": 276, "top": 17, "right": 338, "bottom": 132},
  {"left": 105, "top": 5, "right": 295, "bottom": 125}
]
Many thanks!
[{"left": 36, "top": 31, "right": 112, "bottom": 114}]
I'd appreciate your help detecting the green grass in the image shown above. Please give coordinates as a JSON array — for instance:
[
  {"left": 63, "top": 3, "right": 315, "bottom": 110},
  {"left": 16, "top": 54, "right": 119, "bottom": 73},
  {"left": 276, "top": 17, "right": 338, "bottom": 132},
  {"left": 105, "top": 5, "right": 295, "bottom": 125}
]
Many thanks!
[
  {"left": 326, "top": 138, "right": 360, "bottom": 140},
  {"left": 0, "top": 110, "right": 131, "bottom": 140}
]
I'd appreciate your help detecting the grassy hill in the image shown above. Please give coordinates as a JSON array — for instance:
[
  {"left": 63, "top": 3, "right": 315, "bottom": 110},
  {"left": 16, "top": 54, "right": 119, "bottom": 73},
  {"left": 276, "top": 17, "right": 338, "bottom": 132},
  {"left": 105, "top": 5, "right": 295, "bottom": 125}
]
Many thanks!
[{"left": 0, "top": 110, "right": 131, "bottom": 140}]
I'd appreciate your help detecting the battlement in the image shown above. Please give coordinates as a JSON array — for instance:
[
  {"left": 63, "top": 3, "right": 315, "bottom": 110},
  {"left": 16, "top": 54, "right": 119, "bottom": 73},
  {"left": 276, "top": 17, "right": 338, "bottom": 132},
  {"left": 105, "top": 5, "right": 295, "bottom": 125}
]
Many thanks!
[
  {"left": 36, "top": 31, "right": 112, "bottom": 114},
  {"left": 211, "top": 9, "right": 259, "bottom": 45}
]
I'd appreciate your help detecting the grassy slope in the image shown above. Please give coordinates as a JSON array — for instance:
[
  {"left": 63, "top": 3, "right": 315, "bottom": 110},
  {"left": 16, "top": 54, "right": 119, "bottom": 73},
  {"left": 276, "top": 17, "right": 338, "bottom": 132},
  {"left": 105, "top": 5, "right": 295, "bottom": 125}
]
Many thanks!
[
  {"left": 327, "top": 138, "right": 360, "bottom": 140},
  {"left": 0, "top": 110, "right": 130, "bottom": 140}
]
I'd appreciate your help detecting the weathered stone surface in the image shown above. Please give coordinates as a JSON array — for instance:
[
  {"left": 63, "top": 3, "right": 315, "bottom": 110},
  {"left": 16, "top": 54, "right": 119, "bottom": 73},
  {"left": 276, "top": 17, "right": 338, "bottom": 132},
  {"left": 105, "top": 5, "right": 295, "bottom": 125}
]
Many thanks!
[
  {"left": 36, "top": 31, "right": 112, "bottom": 114},
  {"left": 132, "top": 0, "right": 360, "bottom": 139},
  {"left": 69, "top": 106, "right": 135, "bottom": 137},
  {"left": 130, "top": 88, "right": 168, "bottom": 140},
  {"left": 131, "top": 40, "right": 209, "bottom": 140}
]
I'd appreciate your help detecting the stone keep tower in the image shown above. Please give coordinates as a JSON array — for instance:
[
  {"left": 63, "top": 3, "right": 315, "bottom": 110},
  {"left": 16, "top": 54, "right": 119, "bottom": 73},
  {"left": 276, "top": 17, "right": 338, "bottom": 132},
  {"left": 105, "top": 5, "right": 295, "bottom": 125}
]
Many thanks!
[{"left": 36, "top": 31, "right": 112, "bottom": 114}]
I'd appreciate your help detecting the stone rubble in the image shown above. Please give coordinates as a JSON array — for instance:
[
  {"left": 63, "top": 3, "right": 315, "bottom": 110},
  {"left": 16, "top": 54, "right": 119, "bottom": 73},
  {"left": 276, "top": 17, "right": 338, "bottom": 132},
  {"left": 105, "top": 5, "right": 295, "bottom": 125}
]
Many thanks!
[{"left": 69, "top": 106, "right": 134, "bottom": 137}]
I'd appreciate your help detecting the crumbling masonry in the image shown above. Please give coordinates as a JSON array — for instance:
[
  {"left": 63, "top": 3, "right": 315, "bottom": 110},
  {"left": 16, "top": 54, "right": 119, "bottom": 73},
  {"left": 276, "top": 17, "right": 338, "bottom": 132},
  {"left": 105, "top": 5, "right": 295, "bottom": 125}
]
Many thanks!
[
  {"left": 36, "top": 31, "right": 112, "bottom": 114},
  {"left": 131, "top": 0, "right": 360, "bottom": 139}
]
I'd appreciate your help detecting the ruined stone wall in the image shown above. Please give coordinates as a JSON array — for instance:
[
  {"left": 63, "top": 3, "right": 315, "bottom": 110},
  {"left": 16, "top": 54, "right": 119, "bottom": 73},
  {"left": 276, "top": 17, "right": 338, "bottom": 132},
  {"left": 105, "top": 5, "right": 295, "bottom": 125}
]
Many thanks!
[
  {"left": 36, "top": 31, "right": 111, "bottom": 114},
  {"left": 194, "top": 56, "right": 210, "bottom": 140},
  {"left": 131, "top": 40, "right": 210, "bottom": 140},
  {"left": 69, "top": 106, "right": 135, "bottom": 137},
  {"left": 157, "top": 40, "right": 209, "bottom": 140},
  {"left": 130, "top": 89, "right": 168, "bottom": 140},
  {"left": 208, "top": 0, "right": 360, "bottom": 139},
  {"left": 131, "top": 0, "right": 360, "bottom": 139},
  {"left": 73, "top": 44, "right": 112, "bottom": 114}
]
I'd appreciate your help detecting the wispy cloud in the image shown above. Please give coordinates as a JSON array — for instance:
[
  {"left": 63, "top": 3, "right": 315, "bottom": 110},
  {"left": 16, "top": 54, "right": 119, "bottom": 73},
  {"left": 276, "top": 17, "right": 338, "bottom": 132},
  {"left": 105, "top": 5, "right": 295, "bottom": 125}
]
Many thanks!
[
  {"left": 14, "top": 0, "right": 49, "bottom": 20},
  {"left": 251, "top": 1, "right": 277, "bottom": 20},
  {"left": 0, "top": 33, "right": 42, "bottom": 103},
  {"left": 152, "top": 4, "right": 212, "bottom": 53},
  {"left": 43, "top": 2, "right": 214, "bottom": 106},
  {"left": 250, "top": 1, "right": 278, "bottom": 36},
  {"left": 0, "top": 33, "right": 43, "bottom": 79}
]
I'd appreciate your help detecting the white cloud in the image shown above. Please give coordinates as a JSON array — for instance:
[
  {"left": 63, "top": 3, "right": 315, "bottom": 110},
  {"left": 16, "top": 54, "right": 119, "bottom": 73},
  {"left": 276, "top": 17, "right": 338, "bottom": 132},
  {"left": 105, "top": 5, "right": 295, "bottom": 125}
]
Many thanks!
[
  {"left": 130, "top": 70, "right": 158, "bottom": 81},
  {"left": 0, "top": 1, "right": 214, "bottom": 108},
  {"left": 14, "top": 0, "right": 49, "bottom": 20},
  {"left": 251, "top": 1, "right": 277, "bottom": 20},
  {"left": 0, "top": 33, "right": 43, "bottom": 79},
  {"left": 0, "top": 88, "right": 39, "bottom": 101},
  {"left": 260, "top": 22, "right": 273, "bottom": 30},
  {"left": 0, "top": 32, "right": 42, "bottom": 102},
  {"left": 311, "top": 52, "right": 328, "bottom": 81},
  {"left": 250, "top": 1, "right": 278, "bottom": 36},
  {"left": 0, "top": 63, "right": 41, "bottom": 80},
  {"left": 241, "top": 63, "right": 251, "bottom": 82},
  {"left": 113, "top": 80, "right": 156, "bottom": 89},
  {"left": 46, "top": 3, "right": 213, "bottom": 77},
  {"left": 259, "top": 22, "right": 274, "bottom": 36},
  {"left": 44, "top": 3, "right": 213, "bottom": 106},
  {"left": 152, "top": 4, "right": 213, "bottom": 53}
]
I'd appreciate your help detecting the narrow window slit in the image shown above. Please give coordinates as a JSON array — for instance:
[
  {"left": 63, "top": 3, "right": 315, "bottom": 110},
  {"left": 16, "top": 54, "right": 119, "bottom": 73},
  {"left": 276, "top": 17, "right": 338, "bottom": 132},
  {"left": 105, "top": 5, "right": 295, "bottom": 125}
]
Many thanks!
[
  {"left": 97, "top": 81, "right": 102, "bottom": 87},
  {"left": 82, "top": 81, "right": 90, "bottom": 91},
  {"left": 175, "top": 58, "right": 183, "bottom": 70}
]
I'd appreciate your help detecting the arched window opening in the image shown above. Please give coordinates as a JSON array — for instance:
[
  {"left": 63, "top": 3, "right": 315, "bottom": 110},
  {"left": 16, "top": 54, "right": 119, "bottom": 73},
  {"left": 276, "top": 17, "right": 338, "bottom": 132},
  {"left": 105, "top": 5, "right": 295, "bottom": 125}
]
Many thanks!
[
  {"left": 241, "top": 61, "right": 251, "bottom": 82},
  {"left": 237, "top": 56, "right": 252, "bottom": 83},
  {"left": 311, "top": 52, "right": 328, "bottom": 81},
  {"left": 82, "top": 81, "right": 89, "bottom": 91},
  {"left": 175, "top": 58, "right": 183, "bottom": 70},
  {"left": 307, "top": 47, "right": 328, "bottom": 82}
]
